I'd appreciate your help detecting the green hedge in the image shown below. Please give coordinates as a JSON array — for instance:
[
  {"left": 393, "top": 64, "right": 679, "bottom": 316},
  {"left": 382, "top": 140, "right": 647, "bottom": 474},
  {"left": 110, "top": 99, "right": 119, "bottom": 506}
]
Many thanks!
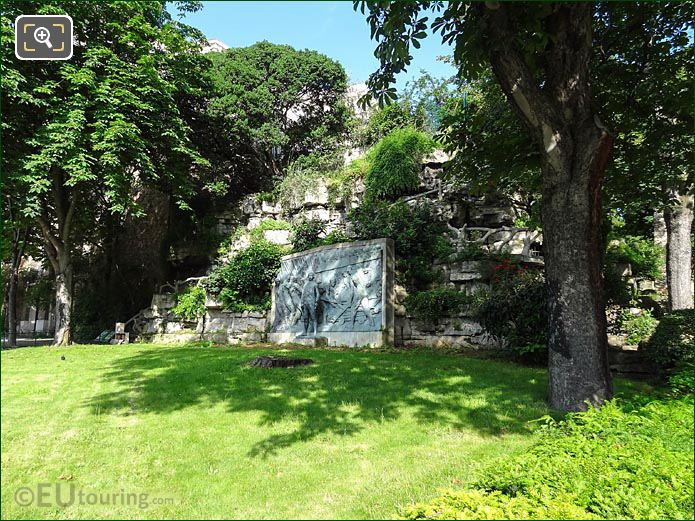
[{"left": 401, "top": 394, "right": 694, "bottom": 520}]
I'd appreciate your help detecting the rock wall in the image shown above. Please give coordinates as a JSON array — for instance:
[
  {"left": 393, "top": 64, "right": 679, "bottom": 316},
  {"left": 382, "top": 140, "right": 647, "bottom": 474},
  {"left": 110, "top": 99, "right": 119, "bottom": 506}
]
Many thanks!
[{"left": 136, "top": 292, "right": 269, "bottom": 344}]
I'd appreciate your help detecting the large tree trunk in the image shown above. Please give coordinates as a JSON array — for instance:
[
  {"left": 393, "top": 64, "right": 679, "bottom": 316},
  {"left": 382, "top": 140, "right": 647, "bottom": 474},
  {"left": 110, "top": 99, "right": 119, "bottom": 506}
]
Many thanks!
[
  {"left": 53, "top": 256, "right": 73, "bottom": 346},
  {"left": 482, "top": 3, "right": 613, "bottom": 410},
  {"left": 37, "top": 169, "right": 78, "bottom": 346},
  {"left": 541, "top": 128, "right": 614, "bottom": 411},
  {"left": 665, "top": 192, "right": 694, "bottom": 310}
]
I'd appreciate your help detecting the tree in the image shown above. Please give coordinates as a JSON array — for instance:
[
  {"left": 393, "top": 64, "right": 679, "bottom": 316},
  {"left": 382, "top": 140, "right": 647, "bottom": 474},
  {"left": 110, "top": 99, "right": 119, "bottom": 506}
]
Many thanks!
[
  {"left": 1, "top": 1, "right": 210, "bottom": 345},
  {"left": 593, "top": 3, "right": 693, "bottom": 310},
  {"left": 1, "top": 198, "right": 29, "bottom": 348},
  {"left": 356, "top": 1, "right": 614, "bottom": 411},
  {"left": 206, "top": 41, "right": 350, "bottom": 188}
]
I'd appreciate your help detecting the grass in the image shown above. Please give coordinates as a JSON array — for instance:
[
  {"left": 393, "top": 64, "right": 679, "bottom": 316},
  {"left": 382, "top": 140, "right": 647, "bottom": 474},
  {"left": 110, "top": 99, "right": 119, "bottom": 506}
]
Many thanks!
[{"left": 1, "top": 344, "right": 644, "bottom": 519}]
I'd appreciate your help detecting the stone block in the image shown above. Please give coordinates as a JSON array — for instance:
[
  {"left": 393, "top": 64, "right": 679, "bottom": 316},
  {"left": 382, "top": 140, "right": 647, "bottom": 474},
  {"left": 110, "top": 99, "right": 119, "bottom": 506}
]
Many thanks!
[
  {"left": 151, "top": 293, "right": 176, "bottom": 310},
  {"left": 263, "top": 229, "right": 291, "bottom": 245}
]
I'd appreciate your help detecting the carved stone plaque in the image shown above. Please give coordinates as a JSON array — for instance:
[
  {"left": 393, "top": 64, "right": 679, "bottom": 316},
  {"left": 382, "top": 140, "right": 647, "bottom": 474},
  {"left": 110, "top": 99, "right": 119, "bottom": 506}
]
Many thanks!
[{"left": 268, "top": 238, "right": 394, "bottom": 347}]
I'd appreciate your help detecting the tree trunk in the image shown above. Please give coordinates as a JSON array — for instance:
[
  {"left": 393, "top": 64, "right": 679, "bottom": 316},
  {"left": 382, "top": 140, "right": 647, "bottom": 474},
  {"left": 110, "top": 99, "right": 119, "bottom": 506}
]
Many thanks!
[
  {"left": 6, "top": 228, "right": 27, "bottom": 348},
  {"left": 482, "top": 3, "right": 613, "bottom": 411},
  {"left": 542, "top": 129, "right": 614, "bottom": 411},
  {"left": 665, "top": 192, "right": 694, "bottom": 310},
  {"left": 7, "top": 258, "right": 18, "bottom": 348},
  {"left": 53, "top": 255, "right": 73, "bottom": 346}
]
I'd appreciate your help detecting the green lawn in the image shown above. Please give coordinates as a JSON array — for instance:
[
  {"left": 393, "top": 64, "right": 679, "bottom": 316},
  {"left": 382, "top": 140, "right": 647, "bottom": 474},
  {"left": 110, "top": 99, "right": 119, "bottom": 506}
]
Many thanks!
[{"left": 1, "top": 344, "right": 641, "bottom": 519}]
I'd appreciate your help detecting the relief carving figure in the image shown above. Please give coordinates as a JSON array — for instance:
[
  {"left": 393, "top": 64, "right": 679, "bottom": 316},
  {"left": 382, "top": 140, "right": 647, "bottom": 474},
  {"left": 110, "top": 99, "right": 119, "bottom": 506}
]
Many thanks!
[
  {"left": 319, "top": 278, "right": 338, "bottom": 325},
  {"left": 300, "top": 272, "right": 321, "bottom": 336},
  {"left": 332, "top": 271, "right": 356, "bottom": 326},
  {"left": 351, "top": 267, "right": 377, "bottom": 327}
]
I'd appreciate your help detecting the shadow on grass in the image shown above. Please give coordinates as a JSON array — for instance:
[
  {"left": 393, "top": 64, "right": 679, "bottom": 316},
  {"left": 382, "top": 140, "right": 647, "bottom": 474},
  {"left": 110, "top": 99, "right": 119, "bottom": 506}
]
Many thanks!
[{"left": 86, "top": 347, "right": 550, "bottom": 457}]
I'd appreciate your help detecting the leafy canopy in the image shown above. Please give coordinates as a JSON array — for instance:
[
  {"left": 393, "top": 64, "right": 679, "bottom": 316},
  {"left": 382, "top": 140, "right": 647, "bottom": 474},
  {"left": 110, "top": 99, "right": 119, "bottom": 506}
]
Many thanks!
[
  {"left": 1, "top": 0, "right": 210, "bottom": 219},
  {"left": 206, "top": 41, "right": 350, "bottom": 186}
]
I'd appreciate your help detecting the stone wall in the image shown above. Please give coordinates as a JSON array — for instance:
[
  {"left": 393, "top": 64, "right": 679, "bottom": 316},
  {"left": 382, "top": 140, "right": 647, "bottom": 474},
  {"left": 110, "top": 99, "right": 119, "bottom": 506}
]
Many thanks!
[{"left": 136, "top": 292, "right": 269, "bottom": 344}]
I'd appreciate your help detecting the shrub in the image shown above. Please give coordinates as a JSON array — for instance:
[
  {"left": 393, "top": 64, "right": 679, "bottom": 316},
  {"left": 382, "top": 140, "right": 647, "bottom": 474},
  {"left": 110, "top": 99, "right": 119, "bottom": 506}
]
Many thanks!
[
  {"left": 172, "top": 285, "right": 207, "bottom": 322},
  {"left": 291, "top": 218, "right": 326, "bottom": 252},
  {"left": 207, "top": 239, "right": 285, "bottom": 312},
  {"left": 405, "top": 288, "right": 482, "bottom": 323},
  {"left": 401, "top": 394, "right": 694, "bottom": 520},
  {"left": 475, "top": 260, "right": 547, "bottom": 361},
  {"left": 364, "top": 127, "right": 434, "bottom": 202},
  {"left": 670, "top": 360, "right": 695, "bottom": 396},
  {"left": 349, "top": 199, "right": 448, "bottom": 287},
  {"left": 358, "top": 101, "right": 427, "bottom": 147},
  {"left": 606, "top": 235, "right": 665, "bottom": 280},
  {"left": 619, "top": 308, "right": 658, "bottom": 345},
  {"left": 645, "top": 309, "right": 694, "bottom": 374}
]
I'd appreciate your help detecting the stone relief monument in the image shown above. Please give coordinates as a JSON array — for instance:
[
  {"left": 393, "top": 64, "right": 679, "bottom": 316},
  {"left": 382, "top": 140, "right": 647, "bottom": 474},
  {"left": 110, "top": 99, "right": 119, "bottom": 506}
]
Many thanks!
[{"left": 269, "top": 238, "right": 395, "bottom": 347}]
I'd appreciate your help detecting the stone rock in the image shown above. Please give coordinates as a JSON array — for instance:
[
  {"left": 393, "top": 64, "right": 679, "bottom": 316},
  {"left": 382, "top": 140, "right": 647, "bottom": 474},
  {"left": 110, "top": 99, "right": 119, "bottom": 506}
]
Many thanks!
[
  {"left": 303, "top": 181, "right": 330, "bottom": 206},
  {"left": 151, "top": 293, "right": 176, "bottom": 310},
  {"left": 442, "top": 318, "right": 483, "bottom": 336},
  {"left": 449, "top": 261, "right": 483, "bottom": 282},
  {"left": 261, "top": 201, "right": 282, "bottom": 215},
  {"left": 263, "top": 229, "right": 291, "bottom": 245}
]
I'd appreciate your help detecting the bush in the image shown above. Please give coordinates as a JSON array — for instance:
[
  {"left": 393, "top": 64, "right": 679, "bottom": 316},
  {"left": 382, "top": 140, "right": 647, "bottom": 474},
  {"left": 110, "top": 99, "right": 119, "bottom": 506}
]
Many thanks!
[
  {"left": 402, "top": 394, "right": 694, "bottom": 520},
  {"left": 207, "top": 239, "right": 285, "bottom": 312},
  {"left": 645, "top": 309, "right": 694, "bottom": 374},
  {"left": 364, "top": 127, "right": 434, "bottom": 202},
  {"left": 670, "top": 360, "right": 695, "bottom": 396},
  {"left": 172, "top": 285, "right": 207, "bottom": 321},
  {"left": 475, "top": 260, "right": 547, "bottom": 361},
  {"left": 349, "top": 199, "right": 449, "bottom": 287},
  {"left": 405, "top": 288, "right": 482, "bottom": 323},
  {"left": 291, "top": 218, "right": 326, "bottom": 252},
  {"left": 619, "top": 308, "right": 658, "bottom": 345},
  {"left": 606, "top": 235, "right": 665, "bottom": 280},
  {"left": 358, "top": 101, "right": 427, "bottom": 147}
]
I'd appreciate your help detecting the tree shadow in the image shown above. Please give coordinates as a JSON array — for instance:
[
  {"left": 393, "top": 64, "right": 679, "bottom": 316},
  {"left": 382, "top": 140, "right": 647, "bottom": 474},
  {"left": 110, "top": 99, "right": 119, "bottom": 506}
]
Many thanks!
[{"left": 85, "top": 346, "right": 550, "bottom": 457}]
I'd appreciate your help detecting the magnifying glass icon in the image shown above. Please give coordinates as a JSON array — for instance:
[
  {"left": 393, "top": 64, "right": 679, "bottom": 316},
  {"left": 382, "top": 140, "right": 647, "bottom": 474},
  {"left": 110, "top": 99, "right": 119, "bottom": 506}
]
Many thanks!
[{"left": 34, "top": 26, "right": 52, "bottom": 48}]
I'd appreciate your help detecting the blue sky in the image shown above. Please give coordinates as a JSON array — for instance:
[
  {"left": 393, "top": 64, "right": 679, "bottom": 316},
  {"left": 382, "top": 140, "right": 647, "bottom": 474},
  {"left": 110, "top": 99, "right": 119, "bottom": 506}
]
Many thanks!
[{"left": 181, "top": 1, "right": 456, "bottom": 89}]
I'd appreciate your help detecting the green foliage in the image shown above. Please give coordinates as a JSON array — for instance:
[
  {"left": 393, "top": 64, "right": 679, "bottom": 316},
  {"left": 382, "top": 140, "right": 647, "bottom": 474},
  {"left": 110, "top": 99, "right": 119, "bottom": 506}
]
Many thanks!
[
  {"left": 2, "top": 0, "right": 209, "bottom": 219},
  {"left": 275, "top": 152, "right": 344, "bottom": 209},
  {"left": 349, "top": 200, "right": 448, "bottom": 287},
  {"left": 364, "top": 127, "right": 434, "bottom": 202},
  {"left": 619, "top": 308, "right": 658, "bottom": 345},
  {"left": 255, "top": 192, "right": 276, "bottom": 204},
  {"left": 669, "top": 361, "right": 695, "bottom": 396},
  {"left": 207, "top": 41, "right": 349, "bottom": 185},
  {"left": 207, "top": 240, "right": 285, "bottom": 312},
  {"left": 291, "top": 218, "right": 326, "bottom": 252},
  {"left": 401, "top": 489, "right": 594, "bottom": 520},
  {"left": 218, "top": 219, "right": 290, "bottom": 256},
  {"left": 291, "top": 219, "right": 349, "bottom": 252},
  {"left": 358, "top": 101, "right": 427, "bottom": 147},
  {"left": 476, "top": 260, "right": 547, "bottom": 359},
  {"left": 405, "top": 289, "right": 481, "bottom": 323},
  {"left": 172, "top": 286, "right": 207, "bottom": 322},
  {"left": 645, "top": 309, "right": 694, "bottom": 374},
  {"left": 606, "top": 235, "right": 665, "bottom": 280},
  {"left": 402, "top": 394, "right": 694, "bottom": 520}
]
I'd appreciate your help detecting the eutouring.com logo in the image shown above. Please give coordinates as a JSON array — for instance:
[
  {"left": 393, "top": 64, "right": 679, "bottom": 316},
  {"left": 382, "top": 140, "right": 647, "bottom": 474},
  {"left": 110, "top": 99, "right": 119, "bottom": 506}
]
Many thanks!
[{"left": 14, "top": 484, "right": 174, "bottom": 509}]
